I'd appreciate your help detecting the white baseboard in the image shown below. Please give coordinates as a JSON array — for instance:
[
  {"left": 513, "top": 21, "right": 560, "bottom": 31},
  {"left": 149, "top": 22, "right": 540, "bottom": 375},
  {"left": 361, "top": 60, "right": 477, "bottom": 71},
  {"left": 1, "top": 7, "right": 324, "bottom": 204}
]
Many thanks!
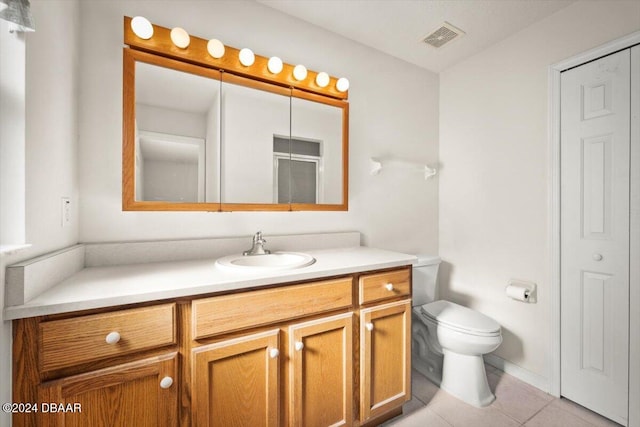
[{"left": 484, "top": 353, "right": 552, "bottom": 395}]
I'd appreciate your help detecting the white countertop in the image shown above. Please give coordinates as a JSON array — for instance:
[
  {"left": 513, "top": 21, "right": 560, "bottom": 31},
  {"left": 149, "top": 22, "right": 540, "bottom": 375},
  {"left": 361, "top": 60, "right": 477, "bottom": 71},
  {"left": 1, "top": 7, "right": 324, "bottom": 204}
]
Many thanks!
[{"left": 4, "top": 246, "right": 416, "bottom": 320}]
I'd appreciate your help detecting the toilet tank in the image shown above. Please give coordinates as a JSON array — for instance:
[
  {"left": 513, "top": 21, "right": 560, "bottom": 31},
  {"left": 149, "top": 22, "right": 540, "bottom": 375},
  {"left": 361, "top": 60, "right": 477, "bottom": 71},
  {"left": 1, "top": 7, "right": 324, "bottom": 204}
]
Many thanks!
[{"left": 412, "top": 255, "right": 442, "bottom": 307}]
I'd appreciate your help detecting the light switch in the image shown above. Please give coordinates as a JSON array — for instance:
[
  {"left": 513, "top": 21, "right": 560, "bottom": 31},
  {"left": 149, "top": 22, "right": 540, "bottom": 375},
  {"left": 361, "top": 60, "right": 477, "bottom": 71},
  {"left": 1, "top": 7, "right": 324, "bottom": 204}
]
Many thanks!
[{"left": 61, "top": 197, "right": 71, "bottom": 227}]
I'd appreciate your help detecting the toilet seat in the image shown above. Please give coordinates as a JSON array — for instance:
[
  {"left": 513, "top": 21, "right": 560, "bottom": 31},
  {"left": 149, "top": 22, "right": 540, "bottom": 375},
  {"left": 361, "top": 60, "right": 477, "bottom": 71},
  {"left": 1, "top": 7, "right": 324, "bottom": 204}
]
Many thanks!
[{"left": 420, "top": 300, "right": 501, "bottom": 337}]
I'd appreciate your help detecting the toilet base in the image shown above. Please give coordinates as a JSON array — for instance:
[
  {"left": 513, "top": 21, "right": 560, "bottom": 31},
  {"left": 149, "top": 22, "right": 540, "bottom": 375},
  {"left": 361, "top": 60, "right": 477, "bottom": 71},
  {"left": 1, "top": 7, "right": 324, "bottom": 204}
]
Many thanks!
[
  {"left": 440, "top": 349, "right": 495, "bottom": 407},
  {"left": 412, "top": 353, "right": 442, "bottom": 386},
  {"left": 411, "top": 314, "right": 444, "bottom": 386}
]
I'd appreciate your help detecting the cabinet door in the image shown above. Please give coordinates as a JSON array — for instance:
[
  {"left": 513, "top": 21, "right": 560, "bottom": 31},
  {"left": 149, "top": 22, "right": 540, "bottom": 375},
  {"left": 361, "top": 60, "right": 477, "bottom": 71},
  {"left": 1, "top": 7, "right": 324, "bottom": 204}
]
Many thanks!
[
  {"left": 289, "top": 312, "right": 353, "bottom": 427},
  {"left": 37, "top": 353, "right": 177, "bottom": 427},
  {"left": 191, "top": 329, "right": 280, "bottom": 427},
  {"left": 360, "top": 299, "right": 411, "bottom": 422}
]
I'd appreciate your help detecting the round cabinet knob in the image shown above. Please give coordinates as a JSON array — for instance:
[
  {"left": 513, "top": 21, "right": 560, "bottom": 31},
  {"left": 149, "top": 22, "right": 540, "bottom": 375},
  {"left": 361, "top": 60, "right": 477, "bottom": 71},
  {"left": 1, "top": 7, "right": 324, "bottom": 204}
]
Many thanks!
[
  {"left": 385, "top": 283, "right": 394, "bottom": 291},
  {"left": 365, "top": 322, "right": 374, "bottom": 331},
  {"left": 159, "top": 376, "right": 173, "bottom": 389},
  {"left": 294, "top": 341, "right": 304, "bottom": 351},
  {"left": 269, "top": 348, "right": 280, "bottom": 358},
  {"left": 593, "top": 253, "right": 603, "bottom": 261},
  {"left": 105, "top": 331, "right": 121, "bottom": 345}
]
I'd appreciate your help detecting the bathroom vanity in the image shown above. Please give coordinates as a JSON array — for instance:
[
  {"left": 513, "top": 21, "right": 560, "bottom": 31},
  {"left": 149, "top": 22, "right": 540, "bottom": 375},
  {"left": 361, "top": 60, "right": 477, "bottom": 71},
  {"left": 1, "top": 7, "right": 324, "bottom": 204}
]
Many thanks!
[{"left": 7, "top": 243, "right": 414, "bottom": 427}]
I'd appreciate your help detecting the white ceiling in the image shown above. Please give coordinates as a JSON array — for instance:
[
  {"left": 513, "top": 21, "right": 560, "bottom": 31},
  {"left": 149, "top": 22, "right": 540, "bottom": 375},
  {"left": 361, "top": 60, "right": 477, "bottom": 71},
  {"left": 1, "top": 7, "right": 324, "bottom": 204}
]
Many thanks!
[{"left": 256, "top": 0, "right": 576, "bottom": 73}]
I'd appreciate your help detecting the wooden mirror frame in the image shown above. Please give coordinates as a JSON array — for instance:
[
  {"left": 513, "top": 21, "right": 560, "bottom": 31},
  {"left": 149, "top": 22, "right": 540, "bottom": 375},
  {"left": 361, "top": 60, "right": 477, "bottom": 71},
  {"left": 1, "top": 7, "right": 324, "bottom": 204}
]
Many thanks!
[{"left": 122, "top": 16, "right": 349, "bottom": 212}]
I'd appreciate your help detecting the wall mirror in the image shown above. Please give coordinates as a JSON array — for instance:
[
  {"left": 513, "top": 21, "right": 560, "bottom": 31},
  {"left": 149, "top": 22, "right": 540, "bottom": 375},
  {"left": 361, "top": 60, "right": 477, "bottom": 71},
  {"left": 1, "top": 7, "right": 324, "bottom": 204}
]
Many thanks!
[
  {"left": 123, "top": 18, "right": 348, "bottom": 211},
  {"left": 123, "top": 49, "right": 222, "bottom": 210}
]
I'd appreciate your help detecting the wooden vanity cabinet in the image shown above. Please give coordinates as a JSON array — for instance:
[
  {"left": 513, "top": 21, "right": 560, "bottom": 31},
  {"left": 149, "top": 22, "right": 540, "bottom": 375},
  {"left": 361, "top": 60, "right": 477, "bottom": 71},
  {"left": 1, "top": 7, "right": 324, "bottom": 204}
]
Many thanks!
[
  {"left": 13, "top": 266, "right": 412, "bottom": 427},
  {"left": 13, "top": 303, "right": 179, "bottom": 427},
  {"left": 288, "top": 312, "right": 354, "bottom": 427},
  {"left": 37, "top": 353, "right": 178, "bottom": 427},
  {"left": 360, "top": 300, "right": 411, "bottom": 422},
  {"left": 358, "top": 269, "right": 412, "bottom": 425},
  {"left": 39, "top": 303, "right": 176, "bottom": 371},
  {"left": 191, "top": 329, "right": 281, "bottom": 427},
  {"left": 191, "top": 277, "right": 355, "bottom": 427},
  {"left": 190, "top": 312, "right": 354, "bottom": 427}
]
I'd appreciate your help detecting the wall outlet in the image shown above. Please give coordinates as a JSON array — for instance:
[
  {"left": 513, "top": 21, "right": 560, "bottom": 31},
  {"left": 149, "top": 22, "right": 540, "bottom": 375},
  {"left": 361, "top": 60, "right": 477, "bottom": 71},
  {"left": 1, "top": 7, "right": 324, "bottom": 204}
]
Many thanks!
[{"left": 61, "top": 197, "right": 71, "bottom": 227}]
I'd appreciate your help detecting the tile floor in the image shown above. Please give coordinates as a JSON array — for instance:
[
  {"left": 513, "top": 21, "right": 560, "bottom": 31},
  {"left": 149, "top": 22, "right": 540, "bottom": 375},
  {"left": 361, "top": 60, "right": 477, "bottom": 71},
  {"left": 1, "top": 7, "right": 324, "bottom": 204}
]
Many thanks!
[{"left": 383, "top": 365, "right": 621, "bottom": 427}]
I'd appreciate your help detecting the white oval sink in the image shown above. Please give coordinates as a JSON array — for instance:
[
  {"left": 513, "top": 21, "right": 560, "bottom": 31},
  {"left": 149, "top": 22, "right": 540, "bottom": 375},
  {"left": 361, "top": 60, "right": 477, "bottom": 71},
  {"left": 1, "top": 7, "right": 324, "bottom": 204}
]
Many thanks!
[{"left": 215, "top": 252, "right": 316, "bottom": 271}]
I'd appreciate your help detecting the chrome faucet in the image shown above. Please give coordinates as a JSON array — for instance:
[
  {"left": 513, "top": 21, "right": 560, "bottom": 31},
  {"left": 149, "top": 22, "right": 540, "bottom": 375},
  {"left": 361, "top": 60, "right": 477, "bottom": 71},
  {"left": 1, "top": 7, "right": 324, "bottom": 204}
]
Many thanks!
[{"left": 243, "top": 231, "right": 271, "bottom": 256}]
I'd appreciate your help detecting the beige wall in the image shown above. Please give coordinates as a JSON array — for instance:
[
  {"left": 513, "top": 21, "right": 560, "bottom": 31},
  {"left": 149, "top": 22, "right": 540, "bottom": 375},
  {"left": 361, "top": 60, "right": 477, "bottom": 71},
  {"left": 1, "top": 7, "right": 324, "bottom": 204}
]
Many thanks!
[{"left": 439, "top": 0, "right": 640, "bottom": 387}]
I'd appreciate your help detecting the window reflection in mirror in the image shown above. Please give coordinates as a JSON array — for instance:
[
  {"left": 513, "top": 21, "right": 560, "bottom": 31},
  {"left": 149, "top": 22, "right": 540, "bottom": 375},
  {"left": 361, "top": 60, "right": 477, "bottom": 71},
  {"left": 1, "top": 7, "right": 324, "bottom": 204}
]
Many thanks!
[{"left": 134, "top": 61, "right": 220, "bottom": 203}]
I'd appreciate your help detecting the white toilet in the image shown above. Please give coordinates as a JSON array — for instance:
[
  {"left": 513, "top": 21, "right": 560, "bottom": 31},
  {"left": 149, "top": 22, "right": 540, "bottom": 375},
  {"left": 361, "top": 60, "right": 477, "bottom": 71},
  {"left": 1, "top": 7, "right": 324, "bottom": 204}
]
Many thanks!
[{"left": 411, "top": 255, "right": 502, "bottom": 407}]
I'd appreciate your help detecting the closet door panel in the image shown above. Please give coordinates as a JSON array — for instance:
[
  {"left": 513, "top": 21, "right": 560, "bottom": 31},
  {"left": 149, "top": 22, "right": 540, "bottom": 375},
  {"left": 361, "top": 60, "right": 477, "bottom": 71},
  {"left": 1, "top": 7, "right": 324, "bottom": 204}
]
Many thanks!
[{"left": 560, "top": 48, "right": 630, "bottom": 425}]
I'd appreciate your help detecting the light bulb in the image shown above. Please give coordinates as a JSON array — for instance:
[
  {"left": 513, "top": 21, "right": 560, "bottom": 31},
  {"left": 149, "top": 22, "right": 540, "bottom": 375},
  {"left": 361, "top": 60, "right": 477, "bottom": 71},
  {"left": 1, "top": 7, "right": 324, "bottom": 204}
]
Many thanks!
[
  {"left": 268, "top": 57, "right": 283, "bottom": 74},
  {"left": 315, "top": 72, "right": 330, "bottom": 88},
  {"left": 293, "top": 64, "right": 307, "bottom": 81},
  {"left": 239, "top": 48, "right": 255, "bottom": 66},
  {"left": 131, "top": 16, "right": 153, "bottom": 40},
  {"left": 207, "top": 39, "right": 225, "bottom": 58},
  {"left": 336, "top": 77, "right": 350, "bottom": 92},
  {"left": 170, "top": 27, "right": 190, "bottom": 49}
]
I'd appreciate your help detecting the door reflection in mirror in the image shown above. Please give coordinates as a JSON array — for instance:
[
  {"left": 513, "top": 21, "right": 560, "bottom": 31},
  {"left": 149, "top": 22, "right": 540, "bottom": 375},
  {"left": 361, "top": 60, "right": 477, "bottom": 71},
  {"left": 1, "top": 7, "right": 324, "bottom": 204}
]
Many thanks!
[
  {"left": 274, "top": 136, "right": 322, "bottom": 204},
  {"left": 136, "top": 131, "right": 205, "bottom": 202},
  {"left": 135, "top": 61, "right": 220, "bottom": 202}
]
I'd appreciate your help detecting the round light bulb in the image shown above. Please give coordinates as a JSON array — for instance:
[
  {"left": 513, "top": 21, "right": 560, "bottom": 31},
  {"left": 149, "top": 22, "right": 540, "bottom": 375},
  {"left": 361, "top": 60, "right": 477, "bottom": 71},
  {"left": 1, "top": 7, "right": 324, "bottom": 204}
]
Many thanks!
[
  {"left": 170, "top": 27, "right": 190, "bottom": 49},
  {"left": 131, "top": 16, "right": 153, "bottom": 40},
  {"left": 267, "top": 56, "right": 283, "bottom": 74},
  {"left": 239, "top": 48, "right": 255, "bottom": 66},
  {"left": 315, "top": 72, "right": 330, "bottom": 88},
  {"left": 293, "top": 64, "right": 307, "bottom": 81},
  {"left": 336, "top": 77, "right": 350, "bottom": 92},
  {"left": 207, "top": 39, "right": 225, "bottom": 58}
]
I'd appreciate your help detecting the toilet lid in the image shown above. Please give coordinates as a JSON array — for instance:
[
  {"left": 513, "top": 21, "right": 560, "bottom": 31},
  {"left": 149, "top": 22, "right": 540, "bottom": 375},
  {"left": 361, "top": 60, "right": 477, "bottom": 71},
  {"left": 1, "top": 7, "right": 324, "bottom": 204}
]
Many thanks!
[{"left": 420, "top": 300, "right": 501, "bottom": 336}]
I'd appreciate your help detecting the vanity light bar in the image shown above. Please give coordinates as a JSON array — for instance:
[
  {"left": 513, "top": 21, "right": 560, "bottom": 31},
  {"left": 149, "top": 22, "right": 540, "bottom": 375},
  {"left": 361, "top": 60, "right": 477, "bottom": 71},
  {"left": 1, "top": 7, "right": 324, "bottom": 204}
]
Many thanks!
[{"left": 125, "top": 16, "right": 349, "bottom": 100}]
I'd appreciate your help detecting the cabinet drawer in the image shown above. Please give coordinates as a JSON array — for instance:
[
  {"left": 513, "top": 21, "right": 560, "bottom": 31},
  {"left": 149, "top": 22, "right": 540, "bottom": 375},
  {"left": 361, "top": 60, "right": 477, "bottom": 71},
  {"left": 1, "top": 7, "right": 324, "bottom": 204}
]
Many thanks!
[
  {"left": 40, "top": 303, "right": 176, "bottom": 372},
  {"left": 359, "top": 268, "right": 411, "bottom": 305},
  {"left": 193, "top": 277, "right": 353, "bottom": 339}
]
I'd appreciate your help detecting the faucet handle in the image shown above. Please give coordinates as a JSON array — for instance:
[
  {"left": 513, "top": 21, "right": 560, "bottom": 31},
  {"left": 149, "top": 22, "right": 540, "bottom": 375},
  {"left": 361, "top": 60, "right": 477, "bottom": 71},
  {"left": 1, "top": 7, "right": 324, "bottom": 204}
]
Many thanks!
[{"left": 255, "top": 231, "right": 267, "bottom": 245}]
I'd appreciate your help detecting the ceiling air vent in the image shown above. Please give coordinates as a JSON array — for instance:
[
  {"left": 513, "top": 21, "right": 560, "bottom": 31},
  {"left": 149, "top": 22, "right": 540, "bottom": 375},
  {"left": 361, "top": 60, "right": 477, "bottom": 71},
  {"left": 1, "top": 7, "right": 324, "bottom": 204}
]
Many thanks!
[{"left": 422, "top": 22, "right": 465, "bottom": 48}]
